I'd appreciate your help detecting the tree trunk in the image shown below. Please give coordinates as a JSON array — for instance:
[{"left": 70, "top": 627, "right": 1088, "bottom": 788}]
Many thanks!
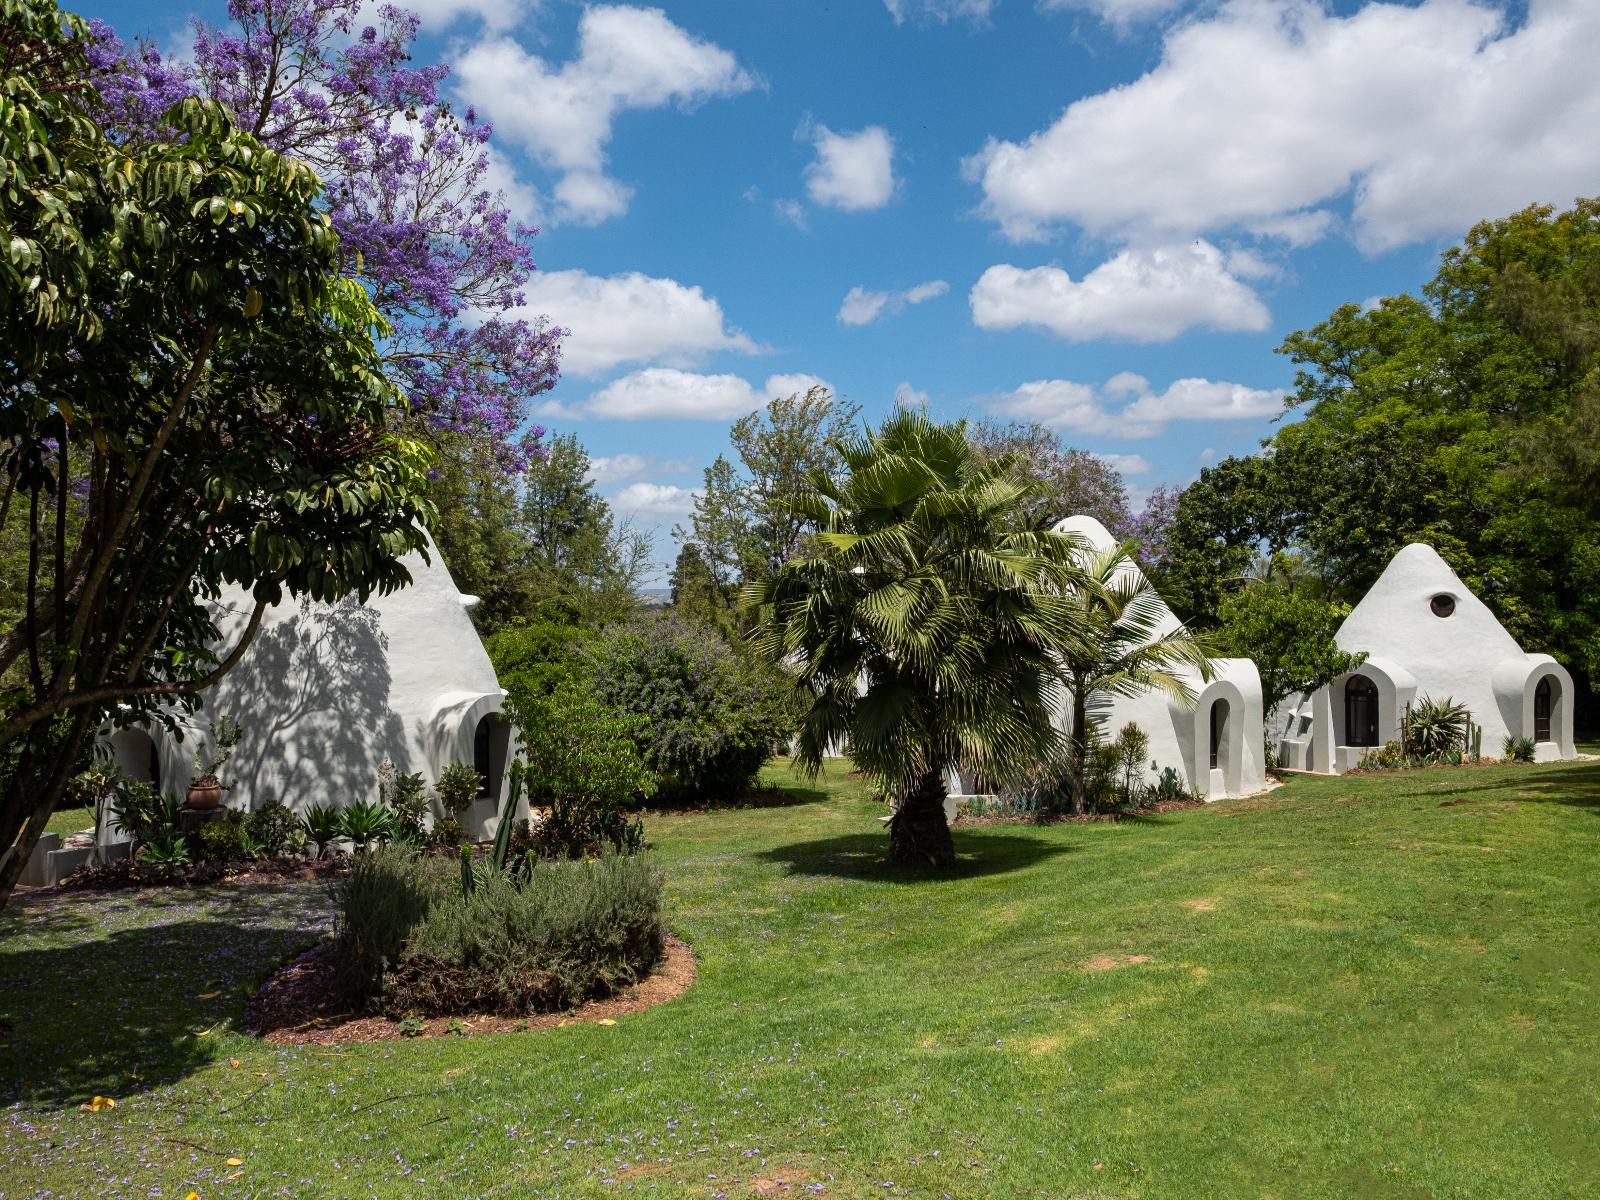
[
  {"left": 887, "top": 767, "right": 955, "bottom": 867},
  {"left": 0, "top": 710, "right": 94, "bottom": 908},
  {"left": 1069, "top": 687, "right": 1089, "bottom": 818}
]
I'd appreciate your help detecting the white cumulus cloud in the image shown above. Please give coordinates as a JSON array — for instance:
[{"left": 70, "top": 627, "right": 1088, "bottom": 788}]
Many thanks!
[
  {"left": 583, "top": 370, "right": 834, "bottom": 421},
  {"left": 803, "top": 123, "right": 897, "bottom": 212},
  {"left": 456, "top": 6, "right": 756, "bottom": 224},
  {"left": 884, "top": 0, "right": 995, "bottom": 22},
  {"left": 609, "top": 481, "right": 700, "bottom": 515},
  {"left": 838, "top": 279, "right": 949, "bottom": 326},
  {"left": 1039, "top": 0, "right": 1188, "bottom": 29},
  {"left": 990, "top": 372, "right": 1286, "bottom": 438},
  {"left": 966, "top": 0, "right": 1600, "bottom": 252},
  {"left": 403, "top": 0, "right": 529, "bottom": 31},
  {"left": 1093, "top": 451, "right": 1154, "bottom": 476},
  {"left": 512, "top": 269, "right": 757, "bottom": 377},
  {"left": 894, "top": 382, "right": 930, "bottom": 407},
  {"left": 970, "top": 242, "right": 1270, "bottom": 342}
]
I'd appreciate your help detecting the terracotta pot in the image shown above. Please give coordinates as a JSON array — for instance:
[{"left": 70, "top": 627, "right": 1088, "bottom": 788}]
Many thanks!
[{"left": 186, "top": 778, "right": 223, "bottom": 810}]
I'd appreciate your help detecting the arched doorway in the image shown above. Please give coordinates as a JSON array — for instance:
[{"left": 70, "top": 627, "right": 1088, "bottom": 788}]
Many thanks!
[
  {"left": 1209, "top": 699, "right": 1229, "bottom": 771},
  {"left": 1344, "top": 676, "right": 1379, "bottom": 747},
  {"left": 1534, "top": 677, "right": 1553, "bottom": 743},
  {"left": 472, "top": 713, "right": 508, "bottom": 801},
  {"left": 109, "top": 728, "right": 160, "bottom": 788}
]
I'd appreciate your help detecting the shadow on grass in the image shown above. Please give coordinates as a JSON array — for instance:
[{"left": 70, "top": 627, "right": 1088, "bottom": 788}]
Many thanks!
[
  {"left": 643, "top": 784, "right": 835, "bottom": 814},
  {"left": 1392, "top": 759, "right": 1600, "bottom": 809},
  {"left": 758, "top": 828, "right": 1073, "bottom": 883},
  {"left": 0, "top": 883, "right": 329, "bottom": 1109}
]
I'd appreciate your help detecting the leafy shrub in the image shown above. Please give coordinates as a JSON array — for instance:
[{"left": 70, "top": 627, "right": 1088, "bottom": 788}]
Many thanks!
[
  {"left": 302, "top": 803, "right": 344, "bottom": 858},
  {"left": 1503, "top": 735, "right": 1536, "bottom": 763},
  {"left": 433, "top": 762, "right": 483, "bottom": 819},
  {"left": 196, "top": 810, "right": 248, "bottom": 862},
  {"left": 332, "top": 847, "right": 665, "bottom": 1016},
  {"left": 1148, "top": 765, "right": 1189, "bottom": 804},
  {"left": 486, "top": 620, "right": 592, "bottom": 713},
  {"left": 515, "top": 687, "right": 653, "bottom": 858},
  {"left": 246, "top": 801, "right": 304, "bottom": 857},
  {"left": 1112, "top": 723, "right": 1150, "bottom": 806},
  {"left": 339, "top": 800, "right": 397, "bottom": 851},
  {"left": 191, "top": 714, "right": 243, "bottom": 783},
  {"left": 385, "top": 771, "right": 430, "bottom": 836},
  {"left": 332, "top": 846, "right": 444, "bottom": 1001},
  {"left": 1357, "top": 740, "right": 1406, "bottom": 771},
  {"left": 1404, "top": 695, "right": 1470, "bottom": 760},
  {"left": 429, "top": 815, "right": 465, "bottom": 850},
  {"left": 580, "top": 613, "right": 800, "bottom": 802},
  {"left": 111, "top": 782, "right": 180, "bottom": 848}
]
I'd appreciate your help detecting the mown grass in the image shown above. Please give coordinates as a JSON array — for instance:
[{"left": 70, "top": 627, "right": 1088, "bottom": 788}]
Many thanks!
[
  {"left": 3, "top": 758, "right": 1599, "bottom": 1199},
  {"left": 43, "top": 804, "right": 93, "bottom": 837}
]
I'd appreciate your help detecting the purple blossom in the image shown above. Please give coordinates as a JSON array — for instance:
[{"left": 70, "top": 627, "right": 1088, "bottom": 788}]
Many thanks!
[
  {"left": 89, "top": 0, "right": 559, "bottom": 470},
  {"left": 1128, "top": 483, "right": 1182, "bottom": 573}
]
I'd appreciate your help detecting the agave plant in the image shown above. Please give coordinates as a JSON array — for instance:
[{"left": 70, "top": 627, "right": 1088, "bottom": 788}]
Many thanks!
[
  {"left": 338, "top": 799, "right": 397, "bottom": 852},
  {"left": 301, "top": 803, "right": 344, "bottom": 858},
  {"left": 1403, "top": 695, "right": 1469, "bottom": 761}
]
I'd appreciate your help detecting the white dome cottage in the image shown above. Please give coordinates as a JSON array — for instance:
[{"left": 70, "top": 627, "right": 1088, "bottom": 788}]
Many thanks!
[{"left": 1273, "top": 543, "right": 1576, "bottom": 773}]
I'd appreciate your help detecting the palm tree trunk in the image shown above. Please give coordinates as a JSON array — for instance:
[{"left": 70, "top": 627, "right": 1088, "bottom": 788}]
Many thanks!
[
  {"left": 887, "top": 767, "right": 954, "bottom": 867},
  {"left": 1069, "top": 686, "right": 1088, "bottom": 818}
]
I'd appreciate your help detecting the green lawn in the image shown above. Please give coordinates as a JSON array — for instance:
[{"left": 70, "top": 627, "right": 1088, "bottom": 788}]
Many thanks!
[
  {"left": 44, "top": 804, "right": 94, "bottom": 837},
  {"left": 4, "top": 759, "right": 1599, "bottom": 1199}
]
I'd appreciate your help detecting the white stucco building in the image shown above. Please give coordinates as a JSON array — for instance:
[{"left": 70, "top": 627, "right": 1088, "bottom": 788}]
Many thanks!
[
  {"left": 947, "top": 515, "right": 1268, "bottom": 803},
  {"left": 1273, "top": 543, "right": 1576, "bottom": 773},
  {"left": 102, "top": 536, "right": 519, "bottom": 841}
]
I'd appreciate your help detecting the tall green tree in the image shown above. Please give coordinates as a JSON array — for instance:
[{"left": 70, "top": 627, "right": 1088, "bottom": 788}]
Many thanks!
[
  {"left": 431, "top": 432, "right": 650, "bottom": 631},
  {"left": 681, "top": 386, "right": 862, "bottom": 626},
  {"left": 1, "top": 0, "right": 432, "bottom": 905},
  {"left": 1214, "top": 583, "right": 1365, "bottom": 717},
  {"left": 1160, "top": 198, "right": 1600, "bottom": 725},
  {"left": 746, "top": 410, "right": 1091, "bottom": 866},
  {"left": 1055, "top": 547, "right": 1212, "bottom": 816},
  {"left": 968, "top": 419, "right": 1133, "bottom": 534}
]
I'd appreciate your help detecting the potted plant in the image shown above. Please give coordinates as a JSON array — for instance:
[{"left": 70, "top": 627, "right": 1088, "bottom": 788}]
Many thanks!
[{"left": 187, "top": 715, "right": 242, "bottom": 810}]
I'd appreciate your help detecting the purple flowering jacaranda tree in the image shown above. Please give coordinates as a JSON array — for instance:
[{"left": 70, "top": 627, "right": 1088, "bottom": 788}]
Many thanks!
[{"left": 90, "top": 0, "right": 559, "bottom": 470}]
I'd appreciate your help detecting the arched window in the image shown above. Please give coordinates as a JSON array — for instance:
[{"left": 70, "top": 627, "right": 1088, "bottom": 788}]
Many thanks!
[
  {"left": 1534, "top": 677, "right": 1553, "bottom": 743},
  {"left": 1344, "top": 676, "right": 1380, "bottom": 747},
  {"left": 1209, "top": 700, "right": 1229, "bottom": 770}
]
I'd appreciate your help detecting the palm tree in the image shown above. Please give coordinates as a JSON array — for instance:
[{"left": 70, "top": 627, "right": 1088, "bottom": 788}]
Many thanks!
[
  {"left": 1058, "top": 544, "right": 1214, "bottom": 815},
  {"left": 744, "top": 409, "right": 1091, "bottom": 866}
]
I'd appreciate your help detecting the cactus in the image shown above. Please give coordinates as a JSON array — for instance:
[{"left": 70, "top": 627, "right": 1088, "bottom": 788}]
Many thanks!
[
  {"left": 1470, "top": 722, "right": 1482, "bottom": 762},
  {"left": 490, "top": 758, "right": 524, "bottom": 873}
]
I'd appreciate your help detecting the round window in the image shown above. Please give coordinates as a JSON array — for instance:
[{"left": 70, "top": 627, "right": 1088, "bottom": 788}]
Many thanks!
[{"left": 1429, "top": 593, "right": 1456, "bottom": 618}]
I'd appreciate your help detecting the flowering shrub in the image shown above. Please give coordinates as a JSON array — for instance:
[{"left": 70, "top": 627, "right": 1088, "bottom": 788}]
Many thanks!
[{"left": 580, "top": 614, "right": 802, "bottom": 802}]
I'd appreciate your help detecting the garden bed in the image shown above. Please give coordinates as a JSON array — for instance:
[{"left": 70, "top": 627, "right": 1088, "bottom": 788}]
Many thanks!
[
  {"left": 51, "top": 853, "right": 351, "bottom": 892},
  {"left": 246, "top": 934, "right": 696, "bottom": 1045},
  {"left": 955, "top": 796, "right": 1208, "bottom": 826}
]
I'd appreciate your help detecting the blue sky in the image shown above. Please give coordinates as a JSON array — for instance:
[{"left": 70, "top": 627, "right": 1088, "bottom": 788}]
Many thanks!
[{"left": 87, "top": 0, "right": 1597, "bottom": 580}]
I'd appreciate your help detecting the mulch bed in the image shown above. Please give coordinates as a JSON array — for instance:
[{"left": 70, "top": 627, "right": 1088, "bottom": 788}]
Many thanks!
[
  {"left": 245, "top": 935, "right": 698, "bottom": 1046},
  {"left": 54, "top": 854, "right": 351, "bottom": 893},
  {"left": 955, "top": 796, "right": 1207, "bottom": 826}
]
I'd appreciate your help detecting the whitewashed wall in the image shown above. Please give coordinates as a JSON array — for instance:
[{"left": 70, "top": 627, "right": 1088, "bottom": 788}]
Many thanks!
[{"left": 105, "top": 533, "right": 520, "bottom": 840}]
